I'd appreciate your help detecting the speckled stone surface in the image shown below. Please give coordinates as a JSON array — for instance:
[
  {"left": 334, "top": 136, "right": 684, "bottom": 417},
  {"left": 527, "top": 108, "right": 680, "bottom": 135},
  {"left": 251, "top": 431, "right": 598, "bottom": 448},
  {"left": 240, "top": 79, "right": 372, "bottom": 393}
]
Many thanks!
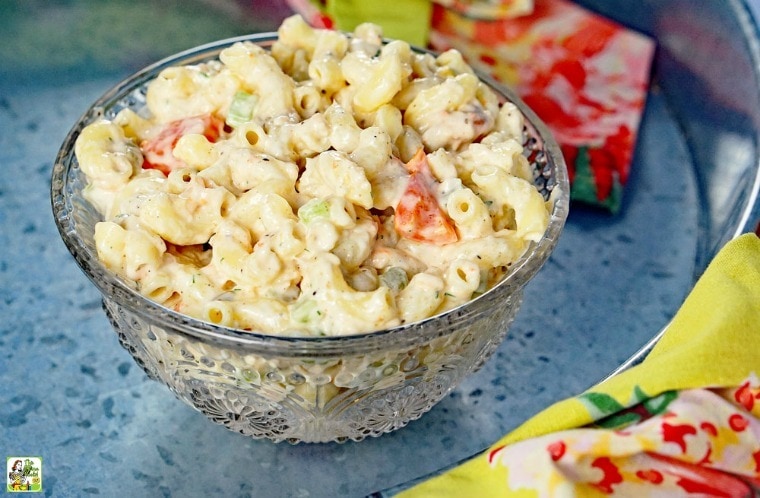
[{"left": 2, "top": 1, "right": 759, "bottom": 497}]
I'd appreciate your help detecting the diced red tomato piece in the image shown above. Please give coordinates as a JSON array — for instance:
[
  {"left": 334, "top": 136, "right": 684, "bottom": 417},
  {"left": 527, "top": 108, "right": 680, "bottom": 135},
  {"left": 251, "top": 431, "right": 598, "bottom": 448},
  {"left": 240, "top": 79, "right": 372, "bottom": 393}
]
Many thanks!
[
  {"left": 394, "top": 149, "right": 458, "bottom": 245},
  {"left": 141, "top": 114, "right": 224, "bottom": 175}
]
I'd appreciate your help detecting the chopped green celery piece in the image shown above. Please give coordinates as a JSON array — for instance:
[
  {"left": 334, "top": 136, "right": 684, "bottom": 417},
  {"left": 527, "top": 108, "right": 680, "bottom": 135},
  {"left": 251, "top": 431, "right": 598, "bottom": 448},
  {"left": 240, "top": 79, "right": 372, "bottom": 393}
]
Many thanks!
[
  {"left": 298, "top": 199, "right": 330, "bottom": 224},
  {"left": 475, "top": 270, "right": 488, "bottom": 294},
  {"left": 379, "top": 266, "right": 408, "bottom": 292},
  {"left": 291, "top": 298, "right": 321, "bottom": 324},
  {"left": 227, "top": 91, "right": 258, "bottom": 127}
]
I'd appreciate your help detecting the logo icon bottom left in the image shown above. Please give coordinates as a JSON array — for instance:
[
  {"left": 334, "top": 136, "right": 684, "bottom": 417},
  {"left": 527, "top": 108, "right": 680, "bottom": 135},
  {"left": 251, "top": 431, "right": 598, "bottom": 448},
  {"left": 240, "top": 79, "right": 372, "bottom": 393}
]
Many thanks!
[{"left": 7, "top": 457, "right": 42, "bottom": 493}]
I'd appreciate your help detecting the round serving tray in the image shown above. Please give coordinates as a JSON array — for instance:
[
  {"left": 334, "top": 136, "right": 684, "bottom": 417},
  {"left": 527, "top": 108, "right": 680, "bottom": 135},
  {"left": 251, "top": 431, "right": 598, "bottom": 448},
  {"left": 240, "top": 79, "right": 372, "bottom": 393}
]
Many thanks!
[{"left": 1, "top": 0, "right": 758, "bottom": 496}]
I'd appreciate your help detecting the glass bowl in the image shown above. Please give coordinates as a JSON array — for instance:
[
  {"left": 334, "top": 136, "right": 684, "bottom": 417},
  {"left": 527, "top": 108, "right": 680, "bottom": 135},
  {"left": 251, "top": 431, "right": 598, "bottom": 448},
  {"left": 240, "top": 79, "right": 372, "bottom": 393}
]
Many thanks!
[{"left": 51, "top": 33, "right": 569, "bottom": 443}]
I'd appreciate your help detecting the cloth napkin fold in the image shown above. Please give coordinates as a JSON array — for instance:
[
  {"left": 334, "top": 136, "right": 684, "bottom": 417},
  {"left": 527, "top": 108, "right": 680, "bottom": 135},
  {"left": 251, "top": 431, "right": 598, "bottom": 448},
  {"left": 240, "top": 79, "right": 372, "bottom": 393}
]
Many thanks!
[{"left": 397, "top": 232, "right": 760, "bottom": 496}]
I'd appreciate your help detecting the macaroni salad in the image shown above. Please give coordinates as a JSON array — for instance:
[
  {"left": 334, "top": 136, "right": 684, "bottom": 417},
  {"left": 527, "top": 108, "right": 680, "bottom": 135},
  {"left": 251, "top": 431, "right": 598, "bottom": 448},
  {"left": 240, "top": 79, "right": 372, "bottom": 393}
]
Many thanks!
[{"left": 74, "top": 15, "right": 552, "bottom": 336}]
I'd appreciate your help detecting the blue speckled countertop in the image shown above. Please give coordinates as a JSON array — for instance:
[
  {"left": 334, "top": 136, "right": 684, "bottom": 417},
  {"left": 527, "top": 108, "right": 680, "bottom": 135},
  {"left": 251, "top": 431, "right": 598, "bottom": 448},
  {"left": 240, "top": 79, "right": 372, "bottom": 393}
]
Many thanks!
[{"left": 2, "top": 1, "right": 760, "bottom": 497}]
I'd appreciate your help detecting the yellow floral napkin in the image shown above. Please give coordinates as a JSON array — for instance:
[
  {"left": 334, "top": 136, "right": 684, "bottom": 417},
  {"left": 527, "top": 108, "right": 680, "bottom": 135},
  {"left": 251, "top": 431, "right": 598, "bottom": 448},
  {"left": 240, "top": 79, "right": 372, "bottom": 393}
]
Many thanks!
[{"left": 397, "top": 232, "right": 760, "bottom": 496}]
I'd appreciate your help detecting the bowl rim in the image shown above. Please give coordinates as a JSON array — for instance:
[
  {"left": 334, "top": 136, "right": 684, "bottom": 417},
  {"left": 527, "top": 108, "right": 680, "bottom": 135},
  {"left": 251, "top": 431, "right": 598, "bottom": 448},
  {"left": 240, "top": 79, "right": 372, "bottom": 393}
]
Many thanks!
[{"left": 51, "top": 31, "right": 570, "bottom": 356}]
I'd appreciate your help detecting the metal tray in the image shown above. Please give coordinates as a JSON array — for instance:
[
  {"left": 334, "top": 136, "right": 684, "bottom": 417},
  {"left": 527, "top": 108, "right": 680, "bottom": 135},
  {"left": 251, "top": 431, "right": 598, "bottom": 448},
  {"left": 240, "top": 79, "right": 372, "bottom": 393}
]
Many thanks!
[{"left": 1, "top": 0, "right": 758, "bottom": 496}]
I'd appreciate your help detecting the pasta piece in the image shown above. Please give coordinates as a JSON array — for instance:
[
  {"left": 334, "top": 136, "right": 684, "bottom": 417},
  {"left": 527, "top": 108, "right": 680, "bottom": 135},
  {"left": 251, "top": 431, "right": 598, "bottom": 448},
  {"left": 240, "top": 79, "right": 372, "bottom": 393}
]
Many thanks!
[
  {"left": 102, "top": 170, "right": 165, "bottom": 220},
  {"left": 368, "top": 104, "right": 403, "bottom": 143},
  {"left": 206, "top": 219, "right": 298, "bottom": 297},
  {"left": 299, "top": 196, "right": 356, "bottom": 253},
  {"left": 286, "top": 112, "right": 331, "bottom": 157},
  {"left": 228, "top": 190, "right": 299, "bottom": 241},
  {"left": 136, "top": 172, "right": 235, "bottom": 246},
  {"left": 332, "top": 215, "right": 377, "bottom": 270},
  {"left": 201, "top": 300, "right": 237, "bottom": 327},
  {"left": 165, "top": 262, "right": 220, "bottom": 311},
  {"left": 350, "top": 22, "right": 384, "bottom": 56},
  {"left": 228, "top": 121, "right": 294, "bottom": 162},
  {"left": 367, "top": 244, "right": 427, "bottom": 276},
  {"left": 395, "top": 125, "right": 425, "bottom": 163},
  {"left": 392, "top": 76, "right": 441, "bottom": 112},
  {"left": 397, "top": 233, "right": 526, "bottom": 279},
  {"left": 220, "top": 41, "right": 297, "bottom": 120},
  {"left": 352, "top": 42, "right": 411, "bottom": 113},
  {"left": 350, "top": 127, "right": 393, "bottom": 179},
  {"left": 396, "top": 272, "right": 445, "bottom": 324},
  {"left": 324, "top": 103, "right": 362, "bottom": 153},
  {"left": 272, "top": 43, "right": 310, "bottom": 81},
  {"left": 294, "top": 82, "right": 330, "bottom": 117},
  {"left": 494, "top": 101, "right": 524, "bottom": 141},
  {"left": 113, "top": 109, "right": 153, "bottom": 142},
  {"left": 94, "top": 221, "right": 129, "bottom": 273},
  {"left": 440, "top": 259, "right": 481, "bottom": 310},
  {"left": 172, "top": 134, "right": 218, "bottom": 170},
  {"left": 303, "top": 219, "right": 341, "bottom": 253},
  {"left": 366, "top": 154, "right": 408, "bottom": 210},
  {"left": 436, "top": 49, "right": 475, "bottom": 76},
  {"left": 235, "top": 299, "right": 290, "bottom": 333},
  {"left": 94, "top": 221, "right": 168, "bottom": 293},
  {"left": 308, "top": 56, "right": 346, "bottom": 96},
  {"left": 456, "top": 137, "right": 525, "bottom": 182},
  {"left": 411, "top": 51, "right": 439, "bottom": 79},
  {"left": 340, "top": 51, "right": 374, "bottom": 89},
  {"left": 75, "top": 121, "right": 142, "bottom": 188},
  {"left": 292, "top": 253, "right": 398, "bottom": 335},
  {"left": 146, "top": 62, "right": 241, "bottom": 123},
  {"left": 405, "top": 73, "right": 495, "bottom": 151},
  {"left": 298, "top": 150, "right": 373, "bottom": 209},
  {"left": 426, "top": 149, "right": 458, "bottom": 181},
  {"left": 276, "top": 14, "right": 319, "bottom": 55},
  {"left": 471, "top": 167, "right": 549, "bottom": 241},
  {"left": 313, "top": 29, "right": 349, "bottom": 60},
  {"left": 445, "top": 187, "right": 493, "bottom": 239},
  {"left": 137, "top": 269, "right": 175, "bottom": 304},
  {"left": 346, "top": 266, "right": 379, "bottom": 292}
]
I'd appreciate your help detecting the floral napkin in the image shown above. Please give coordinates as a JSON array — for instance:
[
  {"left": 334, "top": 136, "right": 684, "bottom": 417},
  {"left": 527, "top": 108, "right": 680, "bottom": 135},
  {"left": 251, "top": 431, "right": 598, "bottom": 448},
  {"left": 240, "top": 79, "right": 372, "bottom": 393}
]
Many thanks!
[
  {"left": 394, "top": 232, "right": 760, "bottom": 496},
  {"left": 284, "top": 0, "right": 655, "bottom": 213}
]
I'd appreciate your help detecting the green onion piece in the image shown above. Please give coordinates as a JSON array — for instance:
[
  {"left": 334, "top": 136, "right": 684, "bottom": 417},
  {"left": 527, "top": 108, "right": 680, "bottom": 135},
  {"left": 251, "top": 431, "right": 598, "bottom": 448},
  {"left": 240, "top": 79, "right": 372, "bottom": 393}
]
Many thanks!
[
  {"left": 298, "top": 199, "right": 330, "bottom": 224},
  {"left": 475, "top": 270, "right": 488, "bottom": 295},
  {"left": 227, "top": 91, "right": 258, "bottom": 127},
  {"left": 291, "top": 298, "right": 320, "bottom": 324},
  {"left": 379, "top": 267, "right": 408, "bottom": 292}
]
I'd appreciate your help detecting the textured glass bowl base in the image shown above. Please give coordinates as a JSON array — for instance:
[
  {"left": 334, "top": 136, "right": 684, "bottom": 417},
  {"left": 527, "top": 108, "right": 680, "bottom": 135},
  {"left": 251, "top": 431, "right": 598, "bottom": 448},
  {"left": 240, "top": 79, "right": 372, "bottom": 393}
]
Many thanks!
[{"left": 104, "top": 294, "right": 521, "bottom": 443}]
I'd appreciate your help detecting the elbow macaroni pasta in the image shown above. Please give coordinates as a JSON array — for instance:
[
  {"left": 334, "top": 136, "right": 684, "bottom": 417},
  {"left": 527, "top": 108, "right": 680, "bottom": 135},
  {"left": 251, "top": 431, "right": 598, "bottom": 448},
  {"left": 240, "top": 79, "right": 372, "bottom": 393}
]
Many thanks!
[{"left": 74, "top": 15, "right": 553, "bottom": 336}]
